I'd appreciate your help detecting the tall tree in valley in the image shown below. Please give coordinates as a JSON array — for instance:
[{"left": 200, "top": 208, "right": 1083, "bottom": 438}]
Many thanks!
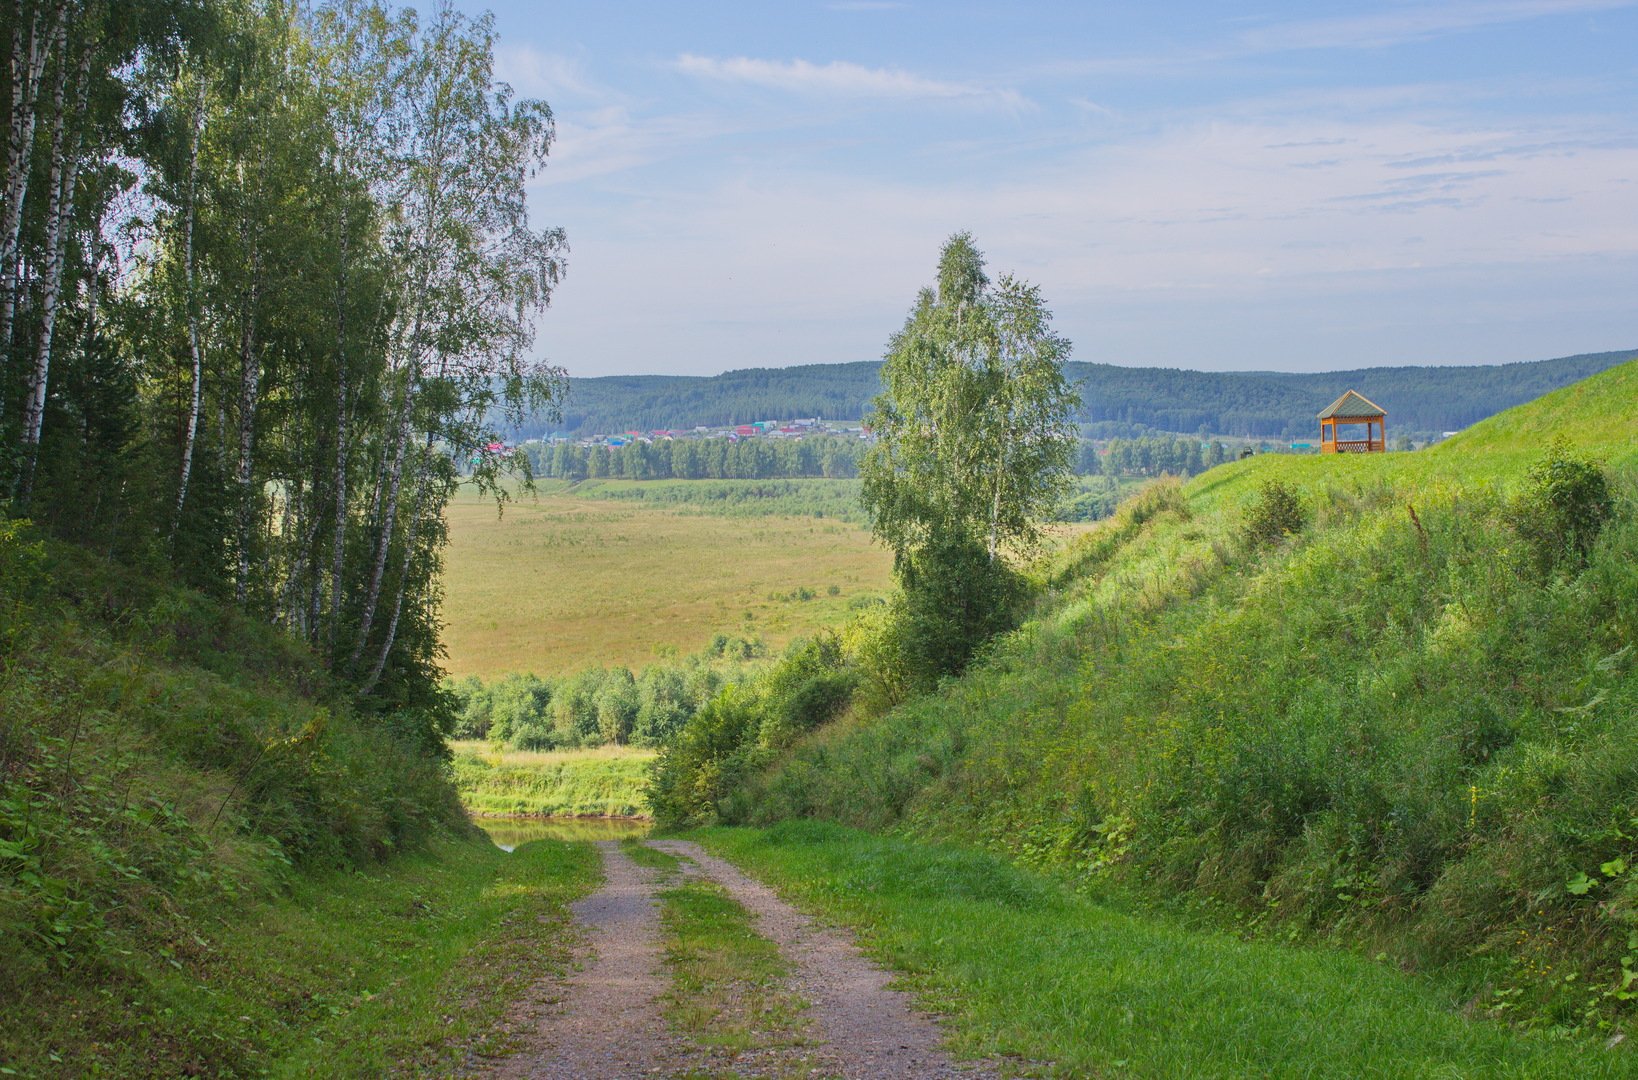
[{"left": 862, "top": 233, "right": 1077, "bottom": 683}]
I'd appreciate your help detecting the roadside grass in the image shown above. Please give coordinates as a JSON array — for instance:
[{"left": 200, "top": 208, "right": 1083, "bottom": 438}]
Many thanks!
[
  {"left": 0, "top": 835, "right": 598, "bottom": 1078},
  {"left": 693, "top": 822, "right": 1637, "bottom": 1079},
  {"left": 450, "top": 741, "right": 656, "bottom": 818},
  {"left": 621, "top": 837, "right": 682, "bottom": 872},
  {"left": 738, "top": 360, "right": 1638, "bottom": 1031},
  {"left": 646, "top": 844, "right": 819, "bottom": 1068},
  {"left": 442, "top": 484, "right": 891, "bottom": 679}
]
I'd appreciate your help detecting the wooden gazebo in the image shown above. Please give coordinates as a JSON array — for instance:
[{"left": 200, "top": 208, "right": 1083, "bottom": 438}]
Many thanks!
[{"left": 1317, "top": 390, "right": 1386, "bottom": 453}]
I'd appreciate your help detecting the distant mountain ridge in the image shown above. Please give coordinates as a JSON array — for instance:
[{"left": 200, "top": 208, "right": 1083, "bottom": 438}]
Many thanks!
[{"left": 522, "top": 349, "right": 1638, "bottom": 442}]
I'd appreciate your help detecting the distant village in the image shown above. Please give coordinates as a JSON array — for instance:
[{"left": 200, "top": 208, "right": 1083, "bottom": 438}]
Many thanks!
[{"left": 556, "top": 417, "right": 868, "bottom": 450}]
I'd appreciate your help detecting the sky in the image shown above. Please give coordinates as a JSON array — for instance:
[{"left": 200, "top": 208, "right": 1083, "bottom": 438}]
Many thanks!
[{"left": 451, "top": 0, "right": 1638, "bottom": 377}]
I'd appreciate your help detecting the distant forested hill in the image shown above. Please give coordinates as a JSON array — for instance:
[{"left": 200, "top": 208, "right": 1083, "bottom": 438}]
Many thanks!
[{"left": 520, "top": 349, "right": 1637, "bottom": 441}]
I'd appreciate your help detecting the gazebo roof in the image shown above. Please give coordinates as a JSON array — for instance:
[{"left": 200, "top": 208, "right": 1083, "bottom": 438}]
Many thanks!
[{"left": 1317, "top": 390, "right": 1386, "bottom": 420}]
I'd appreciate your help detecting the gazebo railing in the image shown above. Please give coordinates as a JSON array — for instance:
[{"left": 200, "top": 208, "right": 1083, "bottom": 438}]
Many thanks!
[{"left": 1329, "top": 439, "right": 1383, "bottom": 453}]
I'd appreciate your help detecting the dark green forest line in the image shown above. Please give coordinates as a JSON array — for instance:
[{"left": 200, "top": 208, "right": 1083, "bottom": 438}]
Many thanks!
[
  {"left": 522, "top": 348, "right": 1636, "bottom": 442},
  {"left": 525, "top": 431, "right": 1243, "bottom": 484}
]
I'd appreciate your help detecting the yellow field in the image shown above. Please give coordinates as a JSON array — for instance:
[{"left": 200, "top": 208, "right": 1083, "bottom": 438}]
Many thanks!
[{"left": 441, "top": 487, "right": 893, "bottom": 679}]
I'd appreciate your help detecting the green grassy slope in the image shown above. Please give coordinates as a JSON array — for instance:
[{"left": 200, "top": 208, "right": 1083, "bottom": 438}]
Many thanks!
[
  {"left": 699, "top": 822, "right": 1630, "bottom": 1078},
  {"left": 741, "top": 359, "right": 1638, "bottom": 1036},
  {"left": 0, "top": 524, "right": 551, "bottom": 1074}
]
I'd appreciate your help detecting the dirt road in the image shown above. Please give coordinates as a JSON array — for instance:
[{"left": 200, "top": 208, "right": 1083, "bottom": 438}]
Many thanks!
[{"left": 492, "top": 839, "right": 993, "bottom": 1079}]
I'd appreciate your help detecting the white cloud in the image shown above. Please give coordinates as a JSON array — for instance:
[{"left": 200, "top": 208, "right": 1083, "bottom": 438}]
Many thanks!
[
  {"left": 673, "top": 54, "right": 1028, "bottom": 108},
  {"left": 495, "top": 44, "right": 599, "bottom": 101},
  {"left": 533, "top": 110, "right": 1638, "bottom": 374}
]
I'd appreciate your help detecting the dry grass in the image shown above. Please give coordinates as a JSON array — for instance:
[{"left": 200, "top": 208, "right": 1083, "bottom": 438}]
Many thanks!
[{"left": 441, "top": 487, "right": 892, "bottom": 679}]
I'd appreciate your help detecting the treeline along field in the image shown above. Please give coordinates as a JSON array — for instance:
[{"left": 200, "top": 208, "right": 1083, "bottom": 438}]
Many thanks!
[{"left": 518, "top": 349, "right": 1637, "bottom": 442}]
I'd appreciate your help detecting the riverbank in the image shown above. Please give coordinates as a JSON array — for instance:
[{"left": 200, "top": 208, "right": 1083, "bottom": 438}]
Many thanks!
[{"left": 450, "top": 742, "right": 655, "bottom": 818}]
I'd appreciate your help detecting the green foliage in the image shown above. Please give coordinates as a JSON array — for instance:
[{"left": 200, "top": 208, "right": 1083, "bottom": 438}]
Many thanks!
[
  {"left": 446, "top": 636, "right": 768, "bottom": 751},
  {"left": 0, "top": 527, "right": 472, "bottom": 1059},
  {"left": 1507, "top": 444, "right": 1615, "bottom": 575},
  {"left": 648, "top": 634, "right": 858, "bottom": 828},
  {"left": 527, "top": 434, "right": 865, "bottom": 482},
  {"left": 1242, "top": 477, "right": 1309, "bottom": 548},
  {"left": 863, "top": 233, "right": 1078, "bottom": 567},
  {"left": 896, "top": 533, "right": 1024, "bottom": 689},
  {"left": 723, "top": 359, "right": 1638, "bottom": 1032},
  {"left": 860, "top": 234, "right": 1076, "bottom": 684},
  {"left": 692, "top": 823, "right": 1629, "bottom": 1077}
]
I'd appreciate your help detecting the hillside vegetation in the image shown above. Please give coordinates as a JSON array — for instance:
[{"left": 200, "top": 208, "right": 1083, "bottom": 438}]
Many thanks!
[
  {"left": 526, "top": 349, "right": 1636, "bottom": 441},
  {"left": 0, "top": 524, "right": 542, "bottom": 1074},
  {"left": 665, "top": 360, "right": 1638, "bottom": 1034}
]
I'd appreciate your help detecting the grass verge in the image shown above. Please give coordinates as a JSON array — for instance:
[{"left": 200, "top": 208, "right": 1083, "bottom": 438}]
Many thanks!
[
  {"left": 645, "top": 843, "right": 819, "bottom": 1070},
  {"left": 0, "top": 835, "right": 599, "bottom": 1078},
  {"left": 692, "top": 821, "right": 1638, "bottom": 1079}
]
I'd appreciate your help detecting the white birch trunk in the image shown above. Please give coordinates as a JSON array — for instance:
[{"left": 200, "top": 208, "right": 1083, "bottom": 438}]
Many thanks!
[
  {"left": 233, "top": 231, "right": 261, "bottom": 603},
  {"left": 328, "top": 216, "right": 350, "bottom": 648},
  {"left": 172, "top": 79, "right": 206, "bottom": 532},
  {"left": 0, "top": 1, "right": 65, "bottom": 366},
  {"left": 17, "top": 35, "right": 87, "bottom": 501}
]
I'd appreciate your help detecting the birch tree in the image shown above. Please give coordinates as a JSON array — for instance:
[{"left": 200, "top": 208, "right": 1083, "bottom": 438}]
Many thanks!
[
  {"left": 348, "top": 3, "right": 566, "bottom": 692},
  {"left": 861, "top": 233, "right": 1077, "bottom": 681}
]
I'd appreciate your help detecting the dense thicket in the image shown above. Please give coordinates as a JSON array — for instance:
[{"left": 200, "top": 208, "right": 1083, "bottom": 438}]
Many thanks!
[
  {"left": 449, "top": 633, "right": 771, "bottom": 750},
  {"left": 0, "top": 0, "right": 563, "bottom": 720},
  {"left": 521, "top": 350, "right": 1636, "bottom": 442}
]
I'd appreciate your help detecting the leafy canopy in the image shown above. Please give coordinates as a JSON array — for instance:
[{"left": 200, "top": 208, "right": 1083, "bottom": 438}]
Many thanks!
[{"left": 862, "top": 232, "right": 1079, "bottom": 566}]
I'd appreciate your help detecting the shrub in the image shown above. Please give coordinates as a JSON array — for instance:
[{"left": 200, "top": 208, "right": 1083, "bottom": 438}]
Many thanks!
[
  {"left": 1507, "top": 446, "right": 1614, "bottom": 575},
  {"left": 897, "top": 534, "right": 1023, "bottom": 689},
  {"left": 1242, "top": 478, "right": 1307, "bottom": 548}
]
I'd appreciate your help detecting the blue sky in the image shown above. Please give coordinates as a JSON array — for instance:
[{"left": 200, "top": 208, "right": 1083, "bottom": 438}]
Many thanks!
[{"left": 455, "top": 0, "right": 1638, "bottom": 376}]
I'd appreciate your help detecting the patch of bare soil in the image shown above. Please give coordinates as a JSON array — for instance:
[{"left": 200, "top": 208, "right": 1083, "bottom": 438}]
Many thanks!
[
  {"left": 488, "top": 839, "right": 998, "bottom": 1079},
  {"left": 649, "top": 840, "right": 996, "bottom": 1080}
]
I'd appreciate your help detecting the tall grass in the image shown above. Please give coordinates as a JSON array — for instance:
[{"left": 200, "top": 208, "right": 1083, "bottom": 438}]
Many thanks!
[{"left": 451, "top": 742, "right": 656, "bottom": 818}]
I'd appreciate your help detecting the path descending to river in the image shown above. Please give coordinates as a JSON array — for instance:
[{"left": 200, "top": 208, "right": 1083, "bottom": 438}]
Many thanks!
[{"left": 490, "top": 840, "right": 995, "bottom": 1080}]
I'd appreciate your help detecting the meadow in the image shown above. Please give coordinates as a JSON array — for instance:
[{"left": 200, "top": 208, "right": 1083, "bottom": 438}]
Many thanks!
[
  {"left": 441, "top": 481, "right": 893, "bottom": 679},
  {"left": 450, "top": 742, "right": 656, "bottom": 818}
]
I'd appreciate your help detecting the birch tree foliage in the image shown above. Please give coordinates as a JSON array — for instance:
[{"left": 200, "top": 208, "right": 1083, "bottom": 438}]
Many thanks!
[
  {"left": 0, "top": 0, "right": 568, "bottom": 725},
  {"left": 862, "top": 232, "right": 1078, "bottom": 569}
]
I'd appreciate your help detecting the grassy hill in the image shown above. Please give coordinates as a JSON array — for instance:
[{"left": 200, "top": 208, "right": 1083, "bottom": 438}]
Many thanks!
[
  {"left": 716, "top": 359, "right": 1638, "bottom": 1034},
  {"left": 0, "top": 525, "right": 597, "bottom": 1075},
  {"left": 526, "top": 348, "right": 1637, "bottom": 442}
]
